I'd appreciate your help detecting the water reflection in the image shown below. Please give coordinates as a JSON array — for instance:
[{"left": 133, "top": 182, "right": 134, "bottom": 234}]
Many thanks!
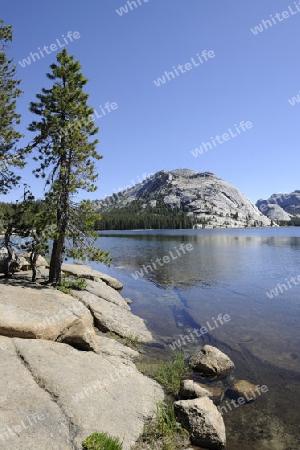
[
  {"left": 93, "top": 228, "right": 300, "bottom": 450},
  {"left": 97, "top": 230, "right": 300, "bottom": 290}
]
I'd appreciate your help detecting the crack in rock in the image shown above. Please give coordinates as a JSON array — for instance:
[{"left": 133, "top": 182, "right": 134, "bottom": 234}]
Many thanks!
[{"left": 12, "top": 341, "right": 79, "bottom": 450}]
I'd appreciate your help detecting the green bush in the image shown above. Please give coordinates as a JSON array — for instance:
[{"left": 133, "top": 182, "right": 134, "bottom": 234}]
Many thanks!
[
  {"left": 139, "top": 350, "right": 190, "bottom": 395},
  {"left": 82, "top": 432, "right": 122, "bottom": 450},
  {"left": 57, "top": 277, "right": 87, "bottom": 294},
  {"left": 134, "top": 401, "right": 189, "bottom": 450}
]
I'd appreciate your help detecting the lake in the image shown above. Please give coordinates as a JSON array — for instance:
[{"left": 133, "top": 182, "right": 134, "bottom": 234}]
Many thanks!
[{"left": 90, "top": 227, "right": 300, "bottom": 450}]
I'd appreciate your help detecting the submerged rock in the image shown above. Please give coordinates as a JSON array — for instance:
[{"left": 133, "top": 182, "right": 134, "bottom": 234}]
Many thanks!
[
  {"left": 174, "top": 397, "right": 226, "bottom": 449},
  {"left": 179, "top": 379, "right": 212, "bottom": 399},
  {"left": 189, "top": 345, "right": 234, "bottom": 378},
  {"left": 226, "top": 379, "right": 264, "bottom": 402},
  {"left": 179, "top": 379, "right": 224, "bottom": 403}
]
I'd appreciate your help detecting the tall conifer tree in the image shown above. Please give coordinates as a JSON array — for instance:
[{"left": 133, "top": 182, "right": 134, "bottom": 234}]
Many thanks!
[
  {"left": 0, "top": 20, "right": 24, "bottom": 194},
  {"left": 28, "top": 49, "right": 110, "bottom": 283}
]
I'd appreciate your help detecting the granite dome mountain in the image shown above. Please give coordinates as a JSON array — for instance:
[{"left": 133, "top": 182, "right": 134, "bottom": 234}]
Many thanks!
[
  {"left": 94, "top": 169, "right": 271, "bottom": 229},
  {"left": 256, "top": 191, "right": 300, "bottom": 222}
]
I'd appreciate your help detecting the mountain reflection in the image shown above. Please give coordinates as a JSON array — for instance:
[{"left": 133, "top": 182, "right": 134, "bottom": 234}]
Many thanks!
[{"left": 96, "top": 230, "right": 300, "bottom": 289}]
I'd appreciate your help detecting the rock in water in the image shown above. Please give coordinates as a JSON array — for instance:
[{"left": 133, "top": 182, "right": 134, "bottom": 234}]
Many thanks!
[
  {"left": 189, "top": 345, "right": 234, "bottom": 378},
  {"left": 179, "top": 379, "right": 212, "bottom": 399},
  {"left": 227, "top": 379, "right": 259, "bottom": 402},
  {"left": 179, "top": 379, "right": 224, "bottom": 402},
  {"left": 174, "top": 397, "right": 226, "bottom": 449}
]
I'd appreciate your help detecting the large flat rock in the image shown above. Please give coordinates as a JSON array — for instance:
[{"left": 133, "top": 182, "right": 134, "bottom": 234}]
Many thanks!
[
  {"left": 97, "top": 334, "right": 139, "bottom": 361},
  {"left": 0, "top": 337, "right": 73, "bottom": 450},
  {"left": 84, "top": 279, "right": 129, "bottom": 310},
  {"left": 62, "top": 264, "right": 123, "bottom": 291},
  {"left": 0, "top": 337, "right": 164, "bottom": 450},
  {"left": 72, "top": 290, "right": 153, "bottom": 343},
  {"left": 0, "top": 281, "right": 98, "bottom": 352}
]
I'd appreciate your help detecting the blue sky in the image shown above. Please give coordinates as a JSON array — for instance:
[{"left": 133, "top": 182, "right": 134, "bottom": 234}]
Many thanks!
[{"left": 2, "top": 0, "right": 300, "bottom": 204}]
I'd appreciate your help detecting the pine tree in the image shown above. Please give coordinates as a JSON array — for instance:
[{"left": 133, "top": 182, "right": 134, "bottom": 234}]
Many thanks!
[
  {"left": 0, "top": 20, "right": 24, "bottom": 194},
  {"left": 28, "top": 49, "right": 110, "bottom": 284}
]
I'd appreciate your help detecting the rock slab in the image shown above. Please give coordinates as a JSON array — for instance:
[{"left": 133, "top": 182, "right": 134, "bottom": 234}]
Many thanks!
[
  {"left": 0, "top": 337, "right": 164, "bottom": 450},
  {"left": 62, "top": 263, "right": 123, "bottom": 291},
  {"left": 72, "top": 290, "right": 153, "bottom": 343},
  {"left": 0, "top": 281, "right": 98, "bottom": 352},
  {"left": 84, "top": 278, "right": 129, "bottom": 310}
]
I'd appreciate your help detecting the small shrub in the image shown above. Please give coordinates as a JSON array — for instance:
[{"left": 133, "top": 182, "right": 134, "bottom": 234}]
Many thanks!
[
  {"left": 138, "top": 350, "right": 190, "bottom": 395},
  {"left": 134, "top": 400, "right": 189, "bottom": 450},
  {"left": 82, "top": 432, "right": 122, "bottom": 450},
  {"left": 57, "top": 277, "right": 87, "bottom": 294},
  {"left": 123, "top": 333, "right": 139, "bottom": 348}
]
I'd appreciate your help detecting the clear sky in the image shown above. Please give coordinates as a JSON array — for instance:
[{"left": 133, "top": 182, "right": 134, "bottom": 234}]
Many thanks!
[{"left": 1, "top": 0, "right": 300, "bottom": 204}]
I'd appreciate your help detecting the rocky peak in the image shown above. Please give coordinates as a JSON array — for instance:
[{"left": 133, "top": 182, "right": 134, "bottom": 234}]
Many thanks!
[
  {"left": 256, "top": 190, "right": 300, "bottom": 221},
  {"left": 94, "top": 169, "right": 271, "bottom": 229}
]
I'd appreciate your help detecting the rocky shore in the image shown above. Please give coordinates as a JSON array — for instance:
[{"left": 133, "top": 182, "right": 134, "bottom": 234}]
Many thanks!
[
  {"left": 0, "top": 261, "right": 164, "bottom": 450},
  {"left": 0, "top": 257, "right": 264, "bottom": 450}
]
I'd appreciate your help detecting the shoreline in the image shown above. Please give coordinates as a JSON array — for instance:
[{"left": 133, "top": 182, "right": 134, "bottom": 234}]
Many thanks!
[{"left": 0, "top": 263, "right": 165, "bottom": 449}]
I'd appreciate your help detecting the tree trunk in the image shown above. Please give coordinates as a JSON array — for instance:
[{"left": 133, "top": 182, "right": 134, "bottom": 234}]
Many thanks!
[
  {"left": 30, "top": 251, "right": 38, "bottom": 282},
  {"left": 49, "top": 234, "right": 65, "bottom": 284},
  {"left": 49, "top": 156, "right": 69, "bottom": 285},
  {"left": 4, "top": 228, "right": 14, "bottom": 278}
]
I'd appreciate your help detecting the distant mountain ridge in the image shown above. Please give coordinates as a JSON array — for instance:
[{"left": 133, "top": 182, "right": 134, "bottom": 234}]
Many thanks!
[
  {"left": 256, "top": 191, "right": 300, "bottom": 222},
  {"left": 94, "top": 169, "right": 271, "bottom": 229}
]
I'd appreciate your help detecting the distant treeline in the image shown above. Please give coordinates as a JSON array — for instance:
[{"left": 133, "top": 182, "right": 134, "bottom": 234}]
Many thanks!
[
  {"left": 94, "top": 199, "right": 201, "bottom": 230},
  {"left": 277, "top": 217, "right": 300, "bottom": 226},
  {"left": 2, "top": 200, "right": 299, "bottom": 232}
]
